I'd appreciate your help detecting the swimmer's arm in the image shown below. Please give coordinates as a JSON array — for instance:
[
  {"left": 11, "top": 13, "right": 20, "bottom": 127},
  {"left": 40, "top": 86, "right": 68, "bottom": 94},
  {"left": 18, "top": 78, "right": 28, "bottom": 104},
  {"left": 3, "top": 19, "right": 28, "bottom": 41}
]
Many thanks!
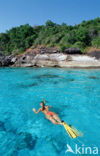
[{"left": 32, "top": 108, "right": 41, "bottom": 114}]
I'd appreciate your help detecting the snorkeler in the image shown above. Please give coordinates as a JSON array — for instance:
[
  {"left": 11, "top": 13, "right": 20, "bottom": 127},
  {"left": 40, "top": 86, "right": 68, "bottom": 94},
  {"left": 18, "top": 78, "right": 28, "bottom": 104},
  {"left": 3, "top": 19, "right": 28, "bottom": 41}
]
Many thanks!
[
  {"left": 33, "top": 101, "right": 62, "bottom": 125},
  {"left": 33, "top": 100, "right": 83, "bottom": 139}
]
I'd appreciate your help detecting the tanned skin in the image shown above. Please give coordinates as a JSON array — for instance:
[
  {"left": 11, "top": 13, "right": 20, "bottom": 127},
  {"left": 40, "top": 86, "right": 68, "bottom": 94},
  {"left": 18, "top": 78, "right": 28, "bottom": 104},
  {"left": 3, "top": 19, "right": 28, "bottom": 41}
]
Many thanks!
[{"left": 33, "top": 102, "right": 62, "bottom": 125}]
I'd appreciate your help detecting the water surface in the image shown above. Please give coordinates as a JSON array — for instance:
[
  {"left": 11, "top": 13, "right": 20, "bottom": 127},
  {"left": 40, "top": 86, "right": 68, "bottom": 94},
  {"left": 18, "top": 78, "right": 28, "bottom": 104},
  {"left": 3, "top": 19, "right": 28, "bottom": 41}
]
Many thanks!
[{"left": 0, "top": 67, "right": 100, "bottom": 156}]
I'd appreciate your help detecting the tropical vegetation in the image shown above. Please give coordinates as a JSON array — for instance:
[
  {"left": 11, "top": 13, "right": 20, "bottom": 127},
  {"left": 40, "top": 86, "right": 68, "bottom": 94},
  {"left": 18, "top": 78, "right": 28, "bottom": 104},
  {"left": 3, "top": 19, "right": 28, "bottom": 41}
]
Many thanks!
[{"left": 0, "top": 17, "right": 100, "bottom": 55}]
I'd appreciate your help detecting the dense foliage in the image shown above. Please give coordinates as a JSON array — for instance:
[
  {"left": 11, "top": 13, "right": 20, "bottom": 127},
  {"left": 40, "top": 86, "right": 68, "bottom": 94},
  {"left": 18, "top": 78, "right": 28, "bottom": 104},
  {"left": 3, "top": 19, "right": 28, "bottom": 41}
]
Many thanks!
[{"left": 0, "top": 17, "right": 100, "bottom": 55}]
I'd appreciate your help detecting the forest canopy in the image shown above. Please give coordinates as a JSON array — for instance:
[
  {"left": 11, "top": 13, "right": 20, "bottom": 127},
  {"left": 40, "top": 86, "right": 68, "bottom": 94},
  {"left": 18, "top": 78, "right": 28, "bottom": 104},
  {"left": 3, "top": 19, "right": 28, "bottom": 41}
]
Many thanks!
[{"left": 0, "top": 17, "right": 100, "bottom": 55}]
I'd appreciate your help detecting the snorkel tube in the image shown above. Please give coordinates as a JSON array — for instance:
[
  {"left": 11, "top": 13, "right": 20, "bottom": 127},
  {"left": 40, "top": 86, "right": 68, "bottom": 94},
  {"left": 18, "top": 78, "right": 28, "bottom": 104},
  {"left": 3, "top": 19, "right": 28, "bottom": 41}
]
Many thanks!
[{"left": 43, "top": 98, "right": 46, "bottom": 104}]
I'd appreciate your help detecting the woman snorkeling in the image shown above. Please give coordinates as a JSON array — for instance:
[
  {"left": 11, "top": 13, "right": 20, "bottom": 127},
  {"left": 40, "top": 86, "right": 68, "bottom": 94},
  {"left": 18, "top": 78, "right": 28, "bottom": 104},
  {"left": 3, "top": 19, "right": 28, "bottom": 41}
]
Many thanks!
[
  {"left": 33, "top": 101, "right": 62, "bottom": 125},
  {"left": 33, "top": 100, "right": 83, "bottom": 139}
]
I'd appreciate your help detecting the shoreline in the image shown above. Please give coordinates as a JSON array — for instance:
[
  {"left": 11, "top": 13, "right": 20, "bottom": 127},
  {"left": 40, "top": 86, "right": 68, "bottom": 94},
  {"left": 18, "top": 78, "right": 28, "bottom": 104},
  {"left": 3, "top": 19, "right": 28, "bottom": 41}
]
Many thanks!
[
  {"left": 12, "top": 62, "right": 100, "bottom": 69},
  {"left": 11, "top": 53, "right": 100, "bottom": 69},
  {"left": 1, "top": 66, "right": 100, "bottom": 69},
  {"left": 0, "top": 49, "right": 100, "bottom": 69}
]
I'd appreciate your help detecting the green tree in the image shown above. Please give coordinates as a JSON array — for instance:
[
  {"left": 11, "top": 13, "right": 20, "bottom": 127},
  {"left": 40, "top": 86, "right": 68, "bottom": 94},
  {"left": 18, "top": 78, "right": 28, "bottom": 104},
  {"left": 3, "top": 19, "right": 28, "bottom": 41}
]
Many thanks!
[
  {"left": 0, "top": 17, "right": 100, "bottom": 55},
  {"left": 92, "top": 37, "right": 100, "bottom": 48},
  {"left": 76, "top": 27, "right": 90, "bottom": 45}
]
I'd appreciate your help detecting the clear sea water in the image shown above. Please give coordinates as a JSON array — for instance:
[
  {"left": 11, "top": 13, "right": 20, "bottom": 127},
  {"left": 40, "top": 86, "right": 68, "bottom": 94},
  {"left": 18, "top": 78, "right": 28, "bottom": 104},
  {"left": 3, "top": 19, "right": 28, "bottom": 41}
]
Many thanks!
[{"left": 0, "top": 67, "right": 100, "bottom": 156}]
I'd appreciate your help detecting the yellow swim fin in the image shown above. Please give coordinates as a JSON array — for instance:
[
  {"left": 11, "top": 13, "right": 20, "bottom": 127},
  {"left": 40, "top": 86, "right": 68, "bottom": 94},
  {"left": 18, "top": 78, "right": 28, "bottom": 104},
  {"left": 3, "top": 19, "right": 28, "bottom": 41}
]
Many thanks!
[
  {"left": 62, "top": 122, "right": 83, "bottom": 139},
  {"left": 70, "top": 125, "right": 83, "bottom": 137}
]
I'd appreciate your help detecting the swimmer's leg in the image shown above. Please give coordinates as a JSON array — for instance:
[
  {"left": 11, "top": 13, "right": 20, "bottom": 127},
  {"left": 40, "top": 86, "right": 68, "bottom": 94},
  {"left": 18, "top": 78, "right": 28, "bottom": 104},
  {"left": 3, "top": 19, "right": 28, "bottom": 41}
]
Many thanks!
[
  {"left": 52, "top": 113, "right": 62, "bottom": 124},
  {"left": 46, "top": 115, "right": 60, "bottom": 125}
]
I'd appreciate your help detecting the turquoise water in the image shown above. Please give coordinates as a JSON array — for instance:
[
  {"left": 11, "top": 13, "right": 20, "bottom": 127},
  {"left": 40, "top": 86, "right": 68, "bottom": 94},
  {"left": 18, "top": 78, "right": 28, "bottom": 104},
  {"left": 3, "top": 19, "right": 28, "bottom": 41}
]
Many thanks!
[{"left": 0, "top": 67, "right": 100, "bottom": 156}]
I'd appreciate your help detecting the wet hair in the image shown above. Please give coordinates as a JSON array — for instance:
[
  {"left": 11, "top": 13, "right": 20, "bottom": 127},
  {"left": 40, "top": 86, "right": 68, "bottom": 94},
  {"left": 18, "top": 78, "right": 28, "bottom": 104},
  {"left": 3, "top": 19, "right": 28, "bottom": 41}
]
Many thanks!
[
  {"left": 40, "top": 101, "right": 45, "bottom": 106},
  {"left": 40, "top": 101, "right": 45, "bottom": 111}
]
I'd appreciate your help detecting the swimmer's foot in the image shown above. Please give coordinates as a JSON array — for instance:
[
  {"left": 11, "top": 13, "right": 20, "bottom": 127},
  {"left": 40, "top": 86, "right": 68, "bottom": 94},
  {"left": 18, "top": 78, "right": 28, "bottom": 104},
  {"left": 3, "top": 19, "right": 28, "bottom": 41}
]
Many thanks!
[
  {"left": 60, "top": 120, "right": 64, "bottom": 125},
  {"left": 55, "top": 122, "right": 63, "bottom": 125},
  {"left": 58, "top": 121, "right": 64, "bottom": 125}
]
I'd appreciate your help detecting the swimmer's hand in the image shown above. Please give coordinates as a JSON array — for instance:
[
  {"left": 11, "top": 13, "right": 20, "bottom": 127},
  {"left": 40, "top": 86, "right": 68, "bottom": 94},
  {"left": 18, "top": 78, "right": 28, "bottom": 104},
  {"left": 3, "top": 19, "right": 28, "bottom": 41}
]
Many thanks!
[
  {"left": 32, "top": 108, "right": 41, "bottom": 114},
  {"left": 33, "top": 108, "right": 36, "bottom": 112}
]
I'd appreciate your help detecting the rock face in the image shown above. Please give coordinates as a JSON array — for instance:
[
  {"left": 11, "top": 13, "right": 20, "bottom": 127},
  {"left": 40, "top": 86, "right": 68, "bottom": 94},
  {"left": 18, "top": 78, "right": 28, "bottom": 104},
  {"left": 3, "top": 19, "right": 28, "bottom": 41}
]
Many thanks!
[
  {"left": 70, "top": 55, "right": 97, "bottom": 62},
  {"left": 0, "top": 54, "right": 12, "bottom": 66},
  {"left": 13, "top": 53, "right": 68, "bottom": 67},
  {"left": 9, "top": 47, "right": 67, "bottom": 67},
  {"left": 12, "top": 52, "right": 100, "bottom": 68},
  {"left": 0, "top": 47, "right": 100, "bottom": 68}
]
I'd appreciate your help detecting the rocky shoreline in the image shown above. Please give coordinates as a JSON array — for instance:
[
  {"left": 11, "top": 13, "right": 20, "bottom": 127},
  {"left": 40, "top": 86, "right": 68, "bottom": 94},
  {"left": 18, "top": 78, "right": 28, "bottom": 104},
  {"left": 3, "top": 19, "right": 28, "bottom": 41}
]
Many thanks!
[{"left": 0, "top": 47, "right": 100, "bottom": 68}]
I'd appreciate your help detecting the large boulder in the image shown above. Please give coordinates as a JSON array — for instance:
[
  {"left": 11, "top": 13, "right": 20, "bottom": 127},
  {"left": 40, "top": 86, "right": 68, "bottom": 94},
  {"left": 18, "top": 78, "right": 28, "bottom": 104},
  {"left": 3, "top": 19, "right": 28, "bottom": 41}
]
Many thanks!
[
  {"left": 64, "top": 48, "right": 82, "bottom": 54},
  {"left": 39, "top": 47, "right": 59, "bottom": 54},
  {"left": 88, "top": 50, "right": 100, "bottom": 60},
  {"left": 13, "top": 52, "right": 37, "bottom": 66},
  {"left": 0, "top": 55, "right": 12, "bottom": 66}
]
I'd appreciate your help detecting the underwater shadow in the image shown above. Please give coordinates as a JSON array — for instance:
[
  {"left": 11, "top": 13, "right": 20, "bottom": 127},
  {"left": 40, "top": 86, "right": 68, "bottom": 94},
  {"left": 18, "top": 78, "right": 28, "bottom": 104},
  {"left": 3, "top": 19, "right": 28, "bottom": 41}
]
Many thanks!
[{"left": 88, "top": 76, "right": 100, "bottom": 80}]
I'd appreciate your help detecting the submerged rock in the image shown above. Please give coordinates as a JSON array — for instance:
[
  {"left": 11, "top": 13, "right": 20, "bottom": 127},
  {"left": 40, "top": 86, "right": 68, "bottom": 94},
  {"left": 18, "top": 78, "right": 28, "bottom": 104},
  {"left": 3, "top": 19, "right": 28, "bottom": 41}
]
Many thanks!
[
  {"left": 15, "top": 132, "right": 37, "bottom": 150},
  {"left": 33, "top": 74, "right": 60, "bottom": 79},
  {"left": 88, "top": 76, "right": 100, "bottom": 80},
  {"left": 0, "top": 121, "right": 6, "bottom": 131},
  {"left": 17, "top": 149, "right": 30, "bottom": 156},
  {"left": 67, "top": 78, "right": 74, "bottom": 81},
  {"left": 18, "top": 82, "right": 38, "bottom": 88}
]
